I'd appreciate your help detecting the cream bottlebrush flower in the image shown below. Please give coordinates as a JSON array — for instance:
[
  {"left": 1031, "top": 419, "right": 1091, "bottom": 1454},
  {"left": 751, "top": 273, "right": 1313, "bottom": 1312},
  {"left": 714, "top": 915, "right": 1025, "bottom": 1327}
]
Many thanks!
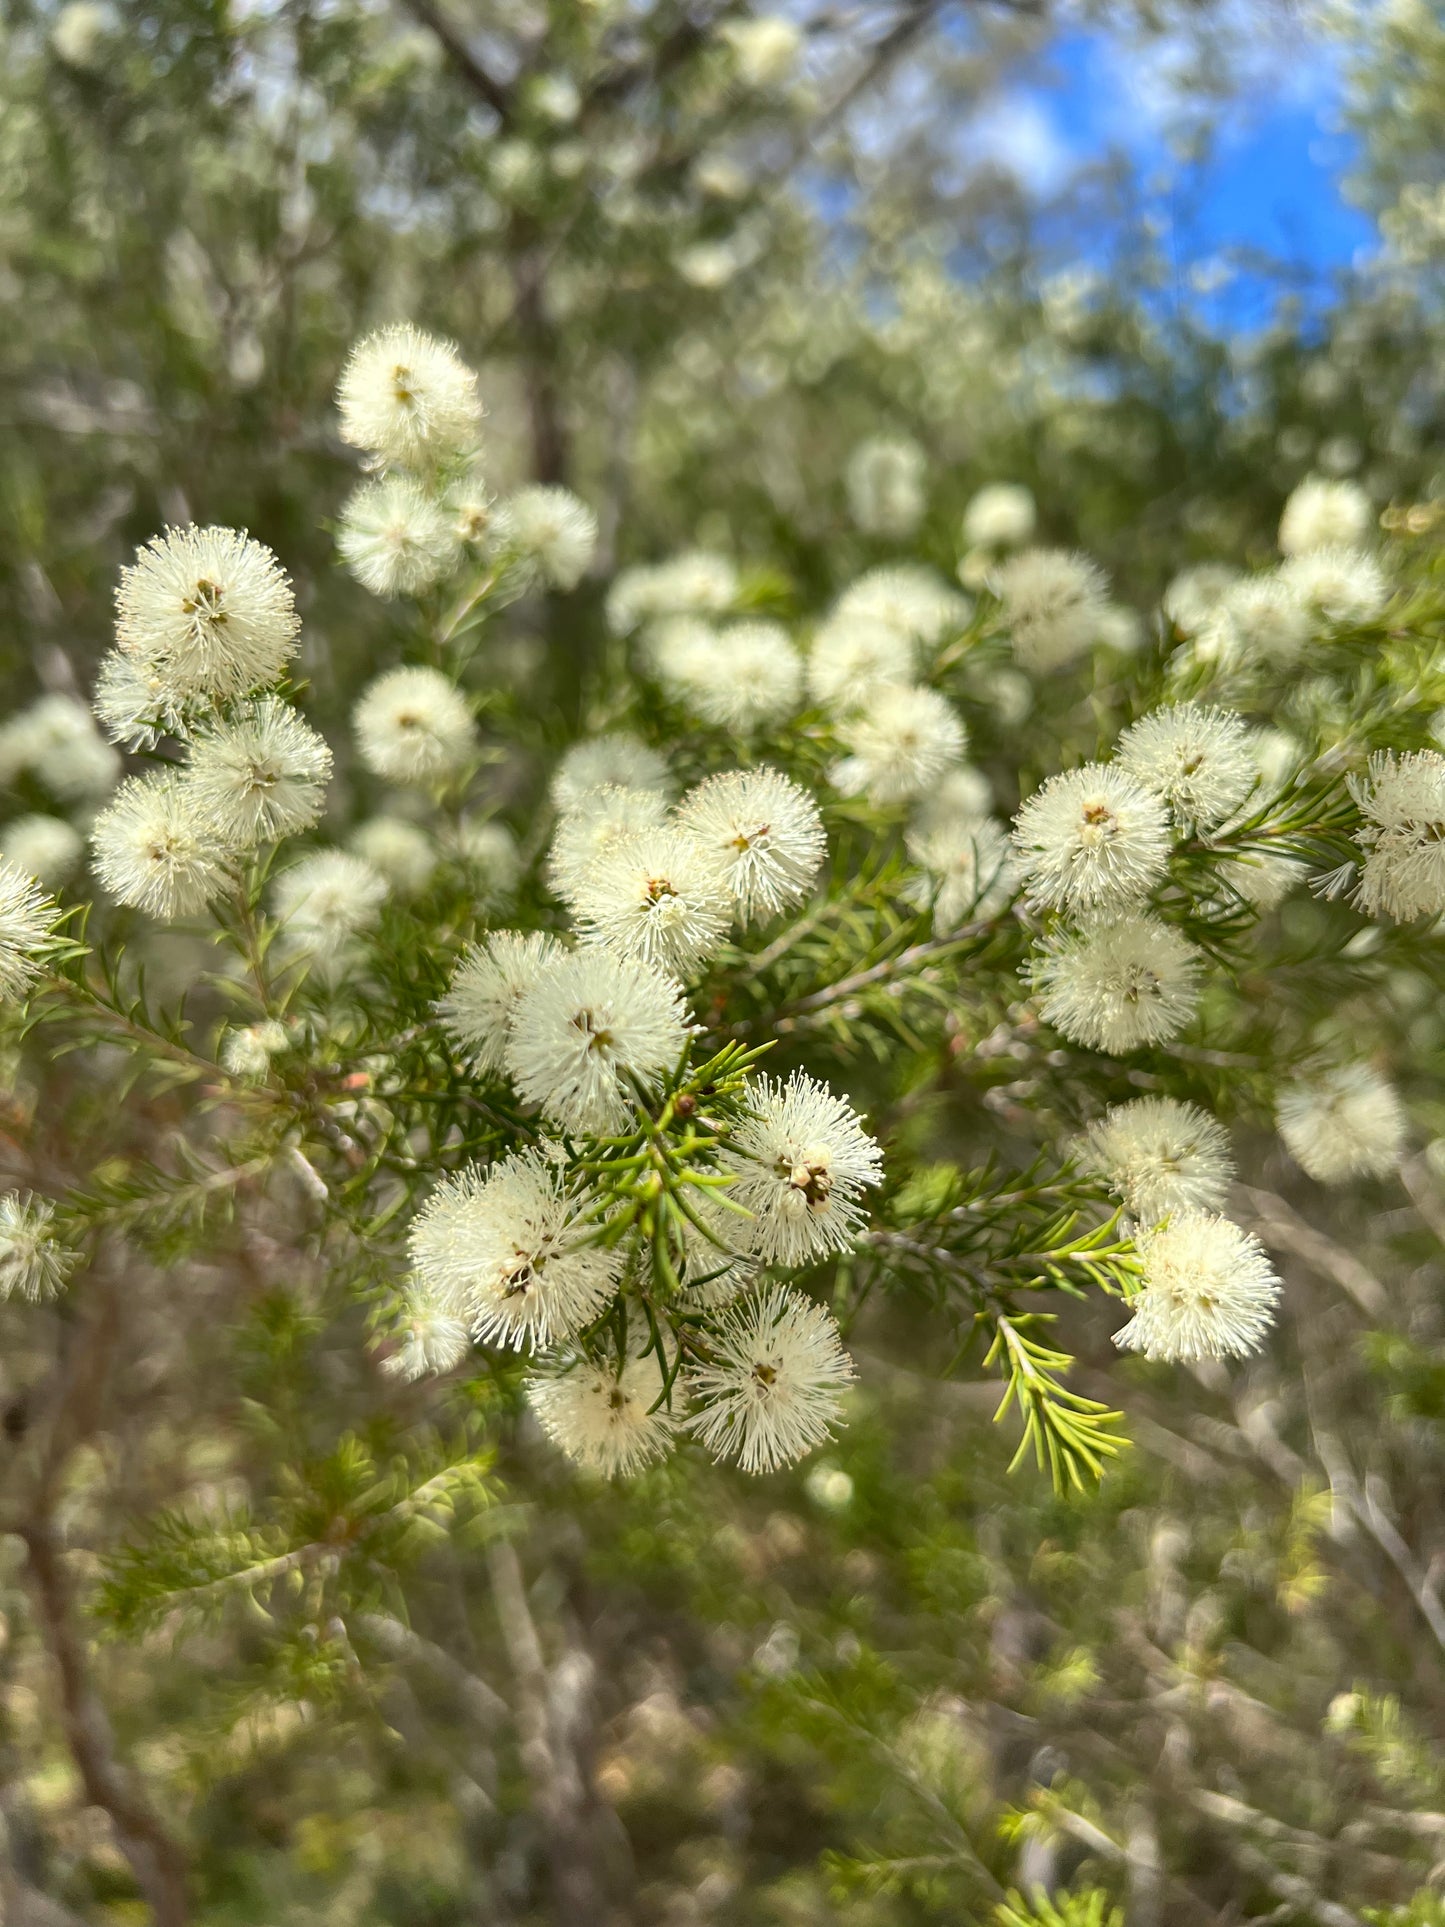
[
  {"left": 548, "top": 784, "right": 670, "bottom": 906},
  {"left": 0, "top": 862, "right": 60, "bottom": 1001},
  {"left": 1030, "top": 915, "right": 1202, "bottom": 1054},
  {"left": 679, "top": 621, "right": 804, "bottom": 732},
  {"left": 833, "top": 684, "right": 966, "bottom": 806},
  {"left": 490, "top": 485, "right": 598, "bottom": 590},
  {"left": 1278, "top": 474, "right": 1373, "bottom": 555},
  {"left": 1115, "top": 703, "right": 1258, "bottom": 834},
  {"left": 845, "top": 435, "right": 926, "bottom": 539},
  {"left": 338, "top": 476, "right": 460, "bottom": 598},
  {"left": 505, "top": 949, "right": 689, "bottom": 1134},
  {"left": 1354, "top": 750, "right": 1445, "bottom": 921},
  {"left": 526, "top": 1347, "right": 678, "bottom": 1476},
  {"left": 23, "top": 695, "right": 121, "bottom": 802},
  {"left": 674, "top": 768, "right": 826, "bottom": 924},
  {"left": 678, "top": 1195, "right": 758, "bottom": 1309},
  {"left": 1162, "top": 563, "right": 1239, "bottom": 638},
  {"left": 439, "top": 930, "right": 567, "bottom": 1075},
  {"left": 354, "top": 666, "right": 477, "bottom": 784},
  {"left": 273, "top": 850, "right": 389, "bottom": 948},
  {"left": 382, "top": 1285, "right": 473, "bottom": 1382},
  {"left": 1215, "top": 573, "right": 1311, "bottom": 665},
  {"left": 91, "top": 775, "right": 232, "bottom": 921},
  {"left": 1076, "top": 1097, "right": 1234, "bottom": 1224},
  {"left": 450, "top": 818, "right": 521, "bottom": 901},
  {"left": 571, "top": 827, "right": 731, "bottom": 975},
  {"left": 1276, "top": 1065, "right": 1406, "bottom": 1183},
  {"left": 637, "top": 614, "right": 717, "bottom": 695},
  {"left": 906, "top": 816, "right": 1014, "bottom": 930},
  {"left": 1, "top": 816, "right": 83, "bottom": 890},
  {"left": 93, "top": 649, "right": 185, "bottom": 751},
  {"left": 411, "top": 1150, "right": 623, "bottom": 1350},
  {"left": 911, "top": 764, "right": 995, "bottom": 836},
  {"left": 184, "top": 697, "right": 332, "bottom": 847},
  {"left": 687, "top": 1286, "right": 856, "bottom": 1474},
  {"left": 1010, "top": 764, "right": 1171, "bottom": 914},
  {"left": 336, "top": 323, "right": 483, "bottom": 469},
  {"left": 221, "top": 1019, "right": 289, "bottom": 1079},
  {"left": 993, "top": 548, "right": 1108, "bottom": 672},
  {"left": 834, "top": 565, "right": 969, "bottom": 650},
  {"left": 805, "top": 615, "right": 917, "bottom": 716},
  {"left": 1114, "top": 1213, "right": 1280, "bottom": 1362},
  {"left": 0, "top": 1194, "right": 77, "bottom": 1302},
  {"left": 551, "top": 734, "right": 672, "bottom": 813},
  {"left": 1280, "top": 546, "right": 1388, "bottom": 626},
  {"left": 721, "top": 1071, "right": 882, "bottom": 1265},
  {"left": 349, "top": 817, "right": 437, "bottom": 896},
  {"left": 605, "top": 551, "right": 739, "bottom": 635},
  {"left": 447, "top": 467, "right": 493, "bottom": 545},
  {"left": 962, "top": 482, "right": 1036, "bottom": 551},
  {"left": 116, "top": 526, "right": 301, "bottom": 704}
]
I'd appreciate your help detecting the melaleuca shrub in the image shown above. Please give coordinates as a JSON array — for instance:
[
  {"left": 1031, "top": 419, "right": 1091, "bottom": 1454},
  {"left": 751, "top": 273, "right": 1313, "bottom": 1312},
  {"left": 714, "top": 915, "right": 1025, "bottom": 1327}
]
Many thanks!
[{"left": 8, "top": 324, "right": 1445, "bottom": 1495}]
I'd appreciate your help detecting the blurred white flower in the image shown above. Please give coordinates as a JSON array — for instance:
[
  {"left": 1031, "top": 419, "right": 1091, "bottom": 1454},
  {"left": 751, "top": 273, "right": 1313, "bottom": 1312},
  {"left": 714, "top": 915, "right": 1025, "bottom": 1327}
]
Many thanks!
[
  {"left": 338, "top": 477, "right": 460, "bottom": 598},
  {"left": 551, "top": 734, "right": 672, "bottom": 813},
  {"left": 221, "top": 1019, "right": 289, "bottom": 1080},
  {"left": 0, "top": 862, "right": 60, "bottom": 1001},
  {"left": 273, "top": 850, "right": 389, "bottom": 953},
  {"left": 1276, "top": 1065, "right": 1406, "bottom": 1183},
  {"left": 1162, "top": 563, "right": 1239, "bottom": 638},
  {"left": 1278, "top": 474, "right": 1373, "bottom": 555},
  {"left": 354, "top": 666, "right": 476, "bottom": 785},
  {"left": 526, "top": 1347, "right": 678, "bottom": 1476},
  {"left": 674, "top": 621, "right": 804, "bottom": 732},
  {"left": 962, "top": 482, "right": 1035, "bottom": 551},
  {"left": 1280, "top": 546, "right": 1388, "bottom": 627},
  {"left": 834, "top": 565, "right": 968, "bottom": 650},
  {"left": 833, "top": 684, "right": 966, "bottom": 805},
  {"left": 845, "top": 435, "right": 927, "bottom": 539},
  {"left": 906, "top": 816, "right": 1014, "bottom": 929},
  {"left": 0, "top": 815, "right": 83, "bottom": 890},
  {"left": 806, "top": 615, "right": 917, "bottom": 716},
  {"left": 349, "top": 816, "right": 437, "bottom": 895},
  {"left": 719, "top": 15, "right": 802, "bottom": 88},
  {"left": 1354, "top": 749, "right": 1445, "bottom": 921},
  {"left": 490, "top": 484, "right": 598, "bottom": 590},
  {"left": 994, "top": 547, "right": 1108, "bottom": 672},
  {"left": 0, "top": 1193, "right": 76, "bottom": 1302}
]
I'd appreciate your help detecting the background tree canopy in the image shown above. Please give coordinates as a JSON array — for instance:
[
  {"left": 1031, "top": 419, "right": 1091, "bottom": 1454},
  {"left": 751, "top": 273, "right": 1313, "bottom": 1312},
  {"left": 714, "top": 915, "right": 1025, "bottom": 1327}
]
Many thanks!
[{"left": 3, "top": 1, "right": 1445, "bottom": 1922}]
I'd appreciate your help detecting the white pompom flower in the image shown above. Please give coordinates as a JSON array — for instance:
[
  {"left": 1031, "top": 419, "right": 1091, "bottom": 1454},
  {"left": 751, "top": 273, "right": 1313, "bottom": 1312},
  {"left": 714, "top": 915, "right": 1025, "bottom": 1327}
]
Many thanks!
[
  {"left": 1162, "top": 564, "right": 1239, "bottom": 638},
  {"left": 410, "top": 1150, "right": 623, "bottom": 1351},
  {"left": 1276, "top": 1065, "right": 1406, "bottom": 1184},
  {"left": 91, "top": 774, "right": 233, "bottom": 921},
  {"left": 721, "top": 1071, "right": 883, "bottom": 1266},
  {"left": 116, "top": 526, "right": 301, "bottom": 705},
  {"left": 336, "top": 323, "right": 483, "bottom": 470},
  {"left": 439, "top": 930, "right": 567, "bottom": 1076},
  {"left": 1029, "top": 915, "right": 1202, "bottom": 1054},
  {"left": 338, "top": 476, "right": 460, "bottom": 598},
  {"left": 0, "top": 816, "right": 83, "bottom": 891},
  {"left": 1115, "top": 703, "right": 1259, "bottom": 835},
  {"left": 677, "top": 621, "right": 804, "bottom": 732},
  {"left": 450, "top": 818, "right": 522, "bottom": 902},
  {"left": 490, "top": 484, "right": 598, "bottom": 591},
  {"left": 505, "top": 949, "right": 689, "bottom": 1135},
  {"left": 993, "top": 548, "right": 1108, "bottom": 673},
  {"left": 1352, "top": 750, "right": 1445, "bottom": 922},
  {"left": 0, "top": 1193, "right": 77, "bottom": 1302},
  {"left": 962, "top": 482, "right": 1036, "bottom": 551},
  {"left": 353, "top": 666, "right": 477, "bottom": 785},
  {"left": 845, "top": 435, "right": 926, "bottom": 539},
  {"left": 551, "top": 734, "right": 672, "bottom": 814},
  {"left": 1280, "top": 547, "right": 1388, "bottom": 627},
  {"left": 911, "top": 764, "right": 995, "bottom": 836},
  {"left": 674, "top": 767, "right": 826, "bottom": 924},
  {"left": 805, "top": 615, "right": 918, "bottom": 716},
  {"left": 349, "top": 816, "right": 437, "bottom": 896},
  {"left": 833, "top": 565, "right": 969, "bottom": 650},
  {"left": 21, "top": 695, "right": 121, "bottom": 803},
  {"left": 93, "top": 649, "right": 186, "bottom": 752},
  {"left": 272, "top": 850, "right": 389, "bottom": 954},
  {"left": 526, "top": 1347, "right": 678, "bottom": 1477},
  {"left": 184, "top": 697, "right": 332, "bottom": 847},
  {"left": 571, "top": 827, "right": 732, "bottom": 975},
  {"left": 548, "top": 784, "right": 670, "bottom": 906},
  {"left": 832, "top": 684, "right": 967, "bottom": 806},
  {"left": 0, "top": 862, "right": 61, "bottom": 1002},
  {"left": 687, "top": 1286, "right": 856, "bottom": 1474},
  {"left": 1278, "top": 474, "right": 1373, "bottom": 556},
  {"left": 1114, "top": 1212, "right": 1280, "bottom": 1362},
  {"left": 1214, "top": 573, "right": 1311, "bottom": 665},
  {"left": 1075, "top": 1097, "right": 1234, "bottom": 1225},
  {"left": 605, "top": 550, "right": 739, "bottom": 635},
  {"left": 1011, "top": 764, "right": 1171, "bottom": 914},
  {"left": 382, "top": 1285, "right": 473, "bottom": 1382},
  {"left": 906, "top": 816, "right": 1015, "bottom": 930}
]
